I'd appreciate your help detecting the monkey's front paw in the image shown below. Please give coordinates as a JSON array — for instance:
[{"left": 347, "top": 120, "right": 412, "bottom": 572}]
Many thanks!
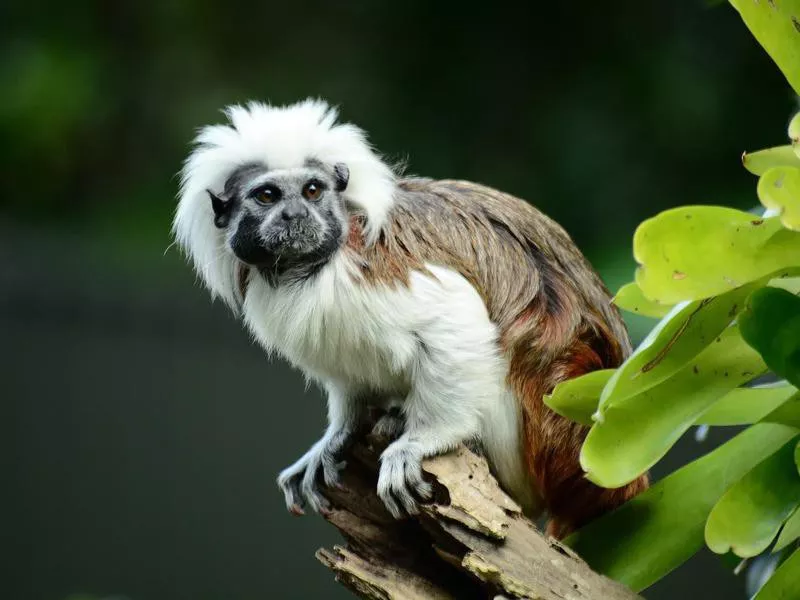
[
  {"left": 377, "top": 441, "right": 433, "bottom": 518},
  {"left": 277, "top": 443, "right": 346, "bottom": 516}
]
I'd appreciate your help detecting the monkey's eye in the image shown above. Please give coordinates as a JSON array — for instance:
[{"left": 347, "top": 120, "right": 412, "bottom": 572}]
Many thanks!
[
  {"left": 253, "top": 185, "right": 281, "bottom": 205},
  {"left": 302, "top": 180, "right": 324, "bottom": 201}
]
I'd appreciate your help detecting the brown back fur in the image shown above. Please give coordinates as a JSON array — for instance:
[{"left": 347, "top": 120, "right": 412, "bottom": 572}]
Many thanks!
[{"left": 348, "top": 178, "right": 648, "bottom": 536}]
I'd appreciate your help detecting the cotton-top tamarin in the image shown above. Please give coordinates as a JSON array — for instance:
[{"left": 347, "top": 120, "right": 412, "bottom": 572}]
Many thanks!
[{"left": 174, "top": 99, "right": 648, "bottom": 537}]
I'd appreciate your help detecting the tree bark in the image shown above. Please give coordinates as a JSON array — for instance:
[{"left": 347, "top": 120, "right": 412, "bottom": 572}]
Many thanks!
[{"left": 313, "top": 434, "right": 641, "bottom": 600}]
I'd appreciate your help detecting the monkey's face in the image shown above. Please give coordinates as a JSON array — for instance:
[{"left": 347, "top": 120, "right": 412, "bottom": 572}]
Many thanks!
[{"left": 210, "top": 162, "right": 350, "bottom": 279}]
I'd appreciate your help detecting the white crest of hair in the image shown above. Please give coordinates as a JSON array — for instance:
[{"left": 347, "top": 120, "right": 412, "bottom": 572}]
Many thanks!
[{"left": 173, "top": 98, "right": 396, "bottom": 308}]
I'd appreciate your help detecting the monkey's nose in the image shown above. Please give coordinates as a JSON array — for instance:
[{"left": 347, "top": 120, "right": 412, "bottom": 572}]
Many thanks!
[{"left": 281, "top": 203, "right": 308, "bottom": 221}]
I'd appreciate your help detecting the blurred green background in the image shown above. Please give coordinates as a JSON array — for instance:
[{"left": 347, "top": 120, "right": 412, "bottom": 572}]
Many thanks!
[{"left": 2, "top": 1, "right": 796, "bottom": 599}]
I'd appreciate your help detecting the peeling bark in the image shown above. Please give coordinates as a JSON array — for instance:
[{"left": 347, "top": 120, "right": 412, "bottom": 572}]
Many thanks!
[{"left": 312, "top": 435, "right": 641, "bottom": 600}]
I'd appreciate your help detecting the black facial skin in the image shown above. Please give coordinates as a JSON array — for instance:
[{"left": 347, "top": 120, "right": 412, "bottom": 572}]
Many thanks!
[
  {"left": 230, "top": 213, "right": 272, "bottom": 264},
  {"left": 213, "top": 162, "right": 349, "bottom": 285}
]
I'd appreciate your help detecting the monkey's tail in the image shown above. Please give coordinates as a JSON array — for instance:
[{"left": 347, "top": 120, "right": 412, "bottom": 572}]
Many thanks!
[{"left": 508, "top": 319, "right": 649, "bottom": 539}]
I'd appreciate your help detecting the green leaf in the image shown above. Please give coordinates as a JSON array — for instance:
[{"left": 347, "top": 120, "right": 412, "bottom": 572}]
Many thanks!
[
  {"left": 706, "top": 436, "right": 800, "bottom": 557},
  {"left": 581, "top": 325, "right": 767, "bottom": 488},
  {"left": 543, "top": 369, "right": 614, "bottom": 426},
  {"left": 759, "top": 167, "right": 800, "bottom": 231},
  {"left": 634, "top": 206, "right": 800, "bottom": 304},
  {"left": 567, "top": 424, "right": 798, "bottom": 592},
  {"left": 753, "top": 548, "right": 800, "bottom": 600},
  {"left": 729, "top": 0, "right": 800, "bottom": 95},
  {"left": 740, "top": 287, "right": 800, "bottom": 388},
  {"left": 613, "top": 282, "right": 673, "bottom": 318},
  {"left": 790, "top": 111, "right": 800, "bottom": 149},
  {"left": 775, "top": 505, "right": 800, "bottom": 552},
  {"left": 743, "top": 146, "right": 800, "bottom": 175},
  {"left": 696, "top": 384, "right": 798, "bottom": 426},
  {"left": 599, "top": 282, "right": 757, "bottom": 413},
  {"left": 764, "top": 394, "right": 800, "bottom": 429},
  {"left": 770, "top": 275, "right": 800, "bottom": 294}
]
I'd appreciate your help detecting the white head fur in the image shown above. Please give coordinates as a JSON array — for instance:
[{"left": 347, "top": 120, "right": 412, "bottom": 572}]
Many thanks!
[{"left": 173, "top": 98, "right": 396, "bottom": 309}]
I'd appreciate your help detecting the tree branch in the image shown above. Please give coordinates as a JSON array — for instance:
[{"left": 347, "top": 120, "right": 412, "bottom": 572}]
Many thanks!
[{"left": 313, "top": 434, "right": 641, "bottom": 600}]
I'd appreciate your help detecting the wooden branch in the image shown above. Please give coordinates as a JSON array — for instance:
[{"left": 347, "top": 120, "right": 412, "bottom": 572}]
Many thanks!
[{"left": 313, "top": 434, "right": 641, "bottom": 600}]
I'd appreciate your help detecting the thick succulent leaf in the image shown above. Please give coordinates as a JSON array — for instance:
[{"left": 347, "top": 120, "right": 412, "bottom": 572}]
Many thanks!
[
  {"left": 769, "top": 275, "right": 800, "bottom": 294},
  {"left": 764, "top": 393, "right": 800, "bottom": 429},
  {"left": 599, "top": 283, "right": 757, "bottom": 413},
  {"left": 705, "top": 436, "right": 800, "bottom": 557},
  {"left": 633, "top": 206, "right": 800, "bottom": 304},
  {"left": 696, "top": 383, "right": 798, "bottom": 426},
  {"left": 729, "top": 0, "right": 800, "bottom": 95},
  {"left": 743, "top": 145, "right": 800, "bottom": 175},
  {"left": 740, "top": 287, "right": 800, "bottom": 388},
  {"left": 567, "top": 424, "right": 798, "bottom": 592},
  {"left": 790, "top": 111, "right": 800, "bottom": 151},
  {"left": 613, "top": 282, "right": 673, "bottom": 318},
  {"left": 758, "top": 167, "right": 800, "bottom": 231},
  {"left": 774, "top": 506, "right": 800, "bottom": 553},
  {"left": 543, "top": 369, "right": 614, "bottom": 426},
  {"left": 753, "top": 548, "right": 800, "bottom": 600},
  {"left": 581, "top": 325, "right": 767, "bottom": 488}
]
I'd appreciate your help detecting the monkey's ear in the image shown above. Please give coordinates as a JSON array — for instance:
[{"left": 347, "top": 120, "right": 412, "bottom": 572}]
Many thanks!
[
  {"left": 208, "top": 189, "right": 231, "bottom": 228},
  {"left": 333, "top": 163, "right": 349, "bottom": 192}
]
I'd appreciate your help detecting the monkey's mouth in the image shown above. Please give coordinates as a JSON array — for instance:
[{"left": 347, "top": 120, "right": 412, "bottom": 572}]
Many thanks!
[
  {"left": 267, "top": 222, "right": 327, "bottom": 253},
  {"left": 232, "top": 225, "right": 329, "bottom": 269}
]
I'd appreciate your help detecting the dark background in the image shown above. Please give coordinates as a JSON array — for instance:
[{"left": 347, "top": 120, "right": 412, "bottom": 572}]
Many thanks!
[{"left": 2, "top": 1, "right": 796, "bottom": 599}]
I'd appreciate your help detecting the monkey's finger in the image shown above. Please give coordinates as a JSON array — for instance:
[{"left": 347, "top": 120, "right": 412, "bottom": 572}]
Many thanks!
[
  {"left": 279, "top": 475, "right": 307, "bottom": 515},
  {"left": 323, "top": 460, "right": 347, "bottom": 489},
  {"left": 395, "top": 486, "right": 420, "bottom": 515},
  {"left": 378, "top": 458, "right": 415, "bottom": 518},
  {"left": 377, "top": 469, "right": 404, "bottom": 518},
  {"left": 305, "top": 488, "right": 331, "bottom": 515},
  {"left": 411, "top": 478, "right": 433, "bottom": 502},
  {"left": 380, "top": 490, "right": 404, "bottom": 519}
]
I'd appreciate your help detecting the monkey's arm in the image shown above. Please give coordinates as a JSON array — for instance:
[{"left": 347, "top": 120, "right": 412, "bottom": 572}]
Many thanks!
[{"left": 376, "top": 269, "right": 504, "bottom": 518}]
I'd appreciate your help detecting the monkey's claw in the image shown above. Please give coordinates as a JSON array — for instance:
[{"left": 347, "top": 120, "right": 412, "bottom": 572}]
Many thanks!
[{"left": 377, "top": 441, "right": 433, "bottom": 518}]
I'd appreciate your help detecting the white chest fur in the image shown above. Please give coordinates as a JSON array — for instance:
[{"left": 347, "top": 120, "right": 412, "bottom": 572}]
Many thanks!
[
  {"left": 242, "top": 255, "right": 419, "bottom": 391},
  {"left": 242, "top": 256, "right": 536, "bottom": 513}
]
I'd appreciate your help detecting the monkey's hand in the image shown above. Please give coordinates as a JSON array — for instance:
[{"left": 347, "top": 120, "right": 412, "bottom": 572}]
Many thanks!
[
  {"left": 277, "top": 429, "right": 349, "bottom": 516},
  {"left": 377, "top": 436, "right": 435, "bottom": 518}
]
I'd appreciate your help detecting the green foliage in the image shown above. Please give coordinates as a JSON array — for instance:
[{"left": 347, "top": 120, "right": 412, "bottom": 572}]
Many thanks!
[
  {"left": 634, "top": 207, "right": 799, "bottom": 304},
  {"left": 697, "top": 384, "right": 799, "bottom": 425},
  {"left": 753, "top": 548, "right": 800, "bottom": 600},
  {"left": 612, "top": 282, "right": 673, "bottom": 318},
  {"left": 543, "top": 369, "right": 613, "bottom": 426},
  {"left": 581, "top": 325, "right": 766, "bottom": 488},
  {"left": 775, "top": 506, "right": 800, "bottom": 552},
  {"left": 743, "top": 146, "right": 800, "bottom": 176},
  {"left": 729, "top": 0, "right": 800, "bottom": 95},
  {"left": 705, "top": 436, "right": 800, "bottom": 558},
  {"left": 758, "top": 167, "right": 800, "bottom": 231},
  {"left": 740, "top": 287, "right": 800, "bottom": 387},
  {"left": 566, "top": 424, "right": 798, "bottom": 592},
  {"left": 561, "top": 4, "right": 800, "bottom": 594}
]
